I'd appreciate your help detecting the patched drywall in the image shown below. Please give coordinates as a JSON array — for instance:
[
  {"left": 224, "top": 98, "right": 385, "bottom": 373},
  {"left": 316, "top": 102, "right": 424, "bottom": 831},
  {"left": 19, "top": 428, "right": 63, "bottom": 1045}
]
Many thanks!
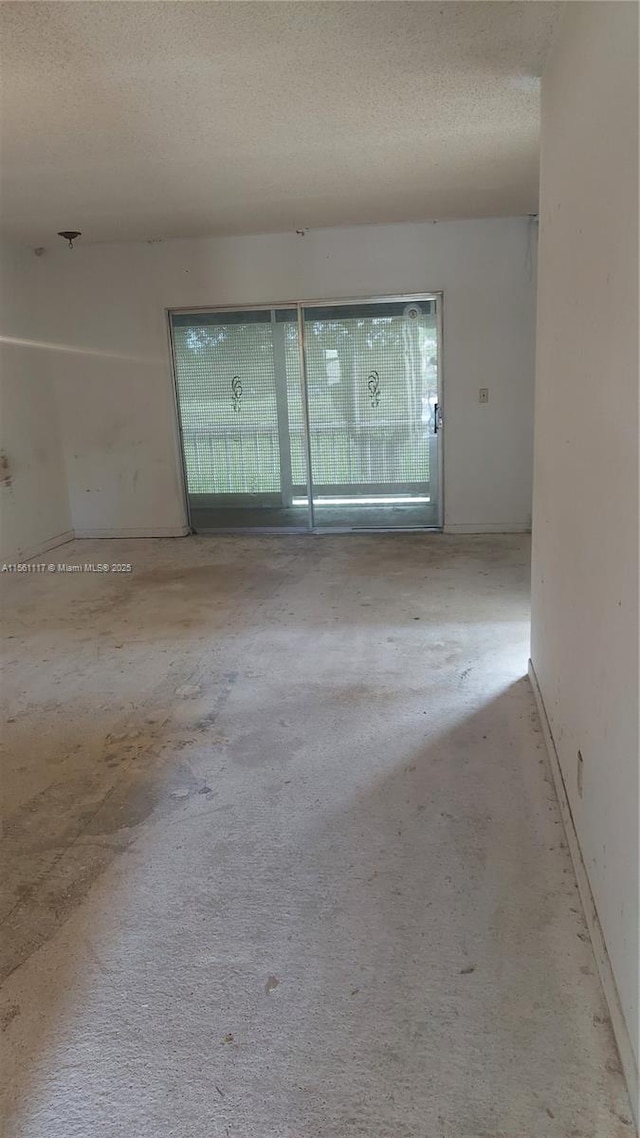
[
  {"left": 531, "top": 0, "right": 639, "bottom": 1097},
  {"left": 31, "top": 217, "right": 536, "bottom": 535},
  {"left": 0, "top": 242, "right": 71, "bottom": 560}
]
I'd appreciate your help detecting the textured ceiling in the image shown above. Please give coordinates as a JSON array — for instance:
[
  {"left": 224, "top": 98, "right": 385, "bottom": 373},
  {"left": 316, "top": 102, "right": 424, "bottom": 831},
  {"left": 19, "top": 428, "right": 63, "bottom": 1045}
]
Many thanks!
[{"left": 0, "top": 1, "right": 561, "bottom": 245}]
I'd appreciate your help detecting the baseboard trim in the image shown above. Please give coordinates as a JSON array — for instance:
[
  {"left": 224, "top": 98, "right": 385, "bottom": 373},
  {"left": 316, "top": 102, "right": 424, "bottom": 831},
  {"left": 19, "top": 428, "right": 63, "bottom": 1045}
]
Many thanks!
[
  {"left": 5, "top": 529, "right": 75, "bottom": 564},
  {"left": 528, "top": 659, "right": 639, "bottom": 1127},
  {"left": 443, "top": 523, "right": 531, "bottom": 534},
  {"left": 73, "top": 526, "right": 190, "bottom": 539}
]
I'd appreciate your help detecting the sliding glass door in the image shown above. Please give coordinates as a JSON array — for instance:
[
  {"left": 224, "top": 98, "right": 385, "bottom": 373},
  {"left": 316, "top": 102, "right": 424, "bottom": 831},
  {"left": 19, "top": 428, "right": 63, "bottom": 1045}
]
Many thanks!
[
  {"left": 171, "top": 307, "right": 308, "bottom": 531},
  {"left": 170, "top": 295, "right": 441, "bottom": 531},
  {"left": 301, "top": 299, "right": 439, "bottom": 528}
]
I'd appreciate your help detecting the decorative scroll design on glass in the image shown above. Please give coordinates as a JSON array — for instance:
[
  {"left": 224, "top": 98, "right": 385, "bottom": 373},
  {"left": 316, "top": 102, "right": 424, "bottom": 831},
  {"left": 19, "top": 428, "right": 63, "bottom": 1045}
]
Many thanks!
[
  {"left": 367, "top": 370, "right": 381, "bottom": 409},
  {"left": 231, "top": 375, "right": 243, "bottom": 413}
]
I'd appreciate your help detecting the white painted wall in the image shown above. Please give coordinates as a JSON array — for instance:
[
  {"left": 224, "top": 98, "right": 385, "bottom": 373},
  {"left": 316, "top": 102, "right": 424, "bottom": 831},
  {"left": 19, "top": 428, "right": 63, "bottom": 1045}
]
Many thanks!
[
  {"left": 0, "top": 241, "right": 71, "bottom": 560},
  {"left": 531, "top": 0, "right": 639, "bottom": 1103},
  {"left": 31, "top": 217, "right": 536, "bottom": 535}
]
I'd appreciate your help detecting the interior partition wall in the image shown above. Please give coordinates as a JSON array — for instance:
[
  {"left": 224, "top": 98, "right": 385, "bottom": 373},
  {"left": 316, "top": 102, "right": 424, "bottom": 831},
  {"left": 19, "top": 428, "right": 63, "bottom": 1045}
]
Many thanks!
[{"left": 169, "top": 295, "right": 442, "bottom": 532}]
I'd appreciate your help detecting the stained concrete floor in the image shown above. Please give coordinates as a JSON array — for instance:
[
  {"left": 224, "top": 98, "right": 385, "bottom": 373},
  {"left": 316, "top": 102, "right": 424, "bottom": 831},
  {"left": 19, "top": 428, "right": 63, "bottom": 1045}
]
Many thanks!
[{"left": 0, "top": 534, "right": 633, "bottom": 1138}]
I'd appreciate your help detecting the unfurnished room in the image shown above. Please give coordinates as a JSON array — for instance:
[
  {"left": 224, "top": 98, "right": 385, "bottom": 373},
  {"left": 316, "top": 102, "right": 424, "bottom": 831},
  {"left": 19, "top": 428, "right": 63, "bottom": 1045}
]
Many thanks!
[{"left": 0, "top": 2, "right": 638, "bottom": 1135}]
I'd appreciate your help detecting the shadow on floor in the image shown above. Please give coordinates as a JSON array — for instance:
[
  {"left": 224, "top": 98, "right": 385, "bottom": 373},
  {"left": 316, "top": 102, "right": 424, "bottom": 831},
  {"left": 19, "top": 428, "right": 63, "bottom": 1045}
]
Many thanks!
[{"left": 1, "top": 682, "right": 632, "bottom": 1138}]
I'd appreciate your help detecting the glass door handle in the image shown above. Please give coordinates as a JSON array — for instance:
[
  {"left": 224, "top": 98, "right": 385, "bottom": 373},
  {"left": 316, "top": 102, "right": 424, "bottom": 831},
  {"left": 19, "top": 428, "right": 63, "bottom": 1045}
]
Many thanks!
[{"left": 434, "top": 403, "right": 443, "bottom": 433}]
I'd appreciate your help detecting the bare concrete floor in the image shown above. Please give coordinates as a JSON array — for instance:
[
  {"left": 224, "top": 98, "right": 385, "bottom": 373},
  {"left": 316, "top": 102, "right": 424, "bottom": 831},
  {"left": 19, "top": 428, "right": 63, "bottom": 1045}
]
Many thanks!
[{"left": 0, "top": 535, "right": 633, "bottom": 1137}]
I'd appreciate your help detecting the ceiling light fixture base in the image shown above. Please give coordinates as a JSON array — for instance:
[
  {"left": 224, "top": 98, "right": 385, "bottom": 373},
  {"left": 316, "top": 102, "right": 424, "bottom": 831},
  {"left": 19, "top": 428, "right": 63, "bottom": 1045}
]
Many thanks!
[{"left": 58, "top": 230, "right": 82, "bottom": 249}]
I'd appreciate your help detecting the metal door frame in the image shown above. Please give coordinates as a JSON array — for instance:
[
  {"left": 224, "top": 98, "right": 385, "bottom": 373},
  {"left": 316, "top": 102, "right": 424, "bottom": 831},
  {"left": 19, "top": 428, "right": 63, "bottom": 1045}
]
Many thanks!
[{"left": 167, "top": 292, "right": 444, "bottom": 533}]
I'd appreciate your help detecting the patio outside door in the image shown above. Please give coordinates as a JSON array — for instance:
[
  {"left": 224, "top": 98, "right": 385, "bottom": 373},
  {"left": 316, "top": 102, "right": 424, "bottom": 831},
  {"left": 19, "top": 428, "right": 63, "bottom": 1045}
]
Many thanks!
[{"left": 170, "top": 295, "right": 441, "bottom": 531}]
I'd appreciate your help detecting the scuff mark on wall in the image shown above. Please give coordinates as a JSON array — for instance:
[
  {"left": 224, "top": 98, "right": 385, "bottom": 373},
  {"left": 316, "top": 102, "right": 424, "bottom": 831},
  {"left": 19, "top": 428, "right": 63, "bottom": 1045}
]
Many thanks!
[{"left": 0, "top": 451, "right": 12, "bottom": 489}]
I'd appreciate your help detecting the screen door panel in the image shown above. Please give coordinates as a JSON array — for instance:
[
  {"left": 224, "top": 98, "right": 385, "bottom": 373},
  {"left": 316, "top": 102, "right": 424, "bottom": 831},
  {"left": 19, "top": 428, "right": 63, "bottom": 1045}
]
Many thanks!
[
  {"left": 171, "top": 308, "right": 308, "bottom": 530},
  {"left": 170, "top": 295, "right": 441, "bottom": 532},
  {"left": 301, "top": 299, "right": 439, "bottom": 528}
]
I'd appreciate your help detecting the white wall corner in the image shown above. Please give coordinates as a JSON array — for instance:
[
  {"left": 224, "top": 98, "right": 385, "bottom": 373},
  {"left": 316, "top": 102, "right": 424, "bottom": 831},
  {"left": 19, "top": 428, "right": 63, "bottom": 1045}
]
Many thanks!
[{"left": 528, "top": 660, "right": 639, "bottom": 1127}]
